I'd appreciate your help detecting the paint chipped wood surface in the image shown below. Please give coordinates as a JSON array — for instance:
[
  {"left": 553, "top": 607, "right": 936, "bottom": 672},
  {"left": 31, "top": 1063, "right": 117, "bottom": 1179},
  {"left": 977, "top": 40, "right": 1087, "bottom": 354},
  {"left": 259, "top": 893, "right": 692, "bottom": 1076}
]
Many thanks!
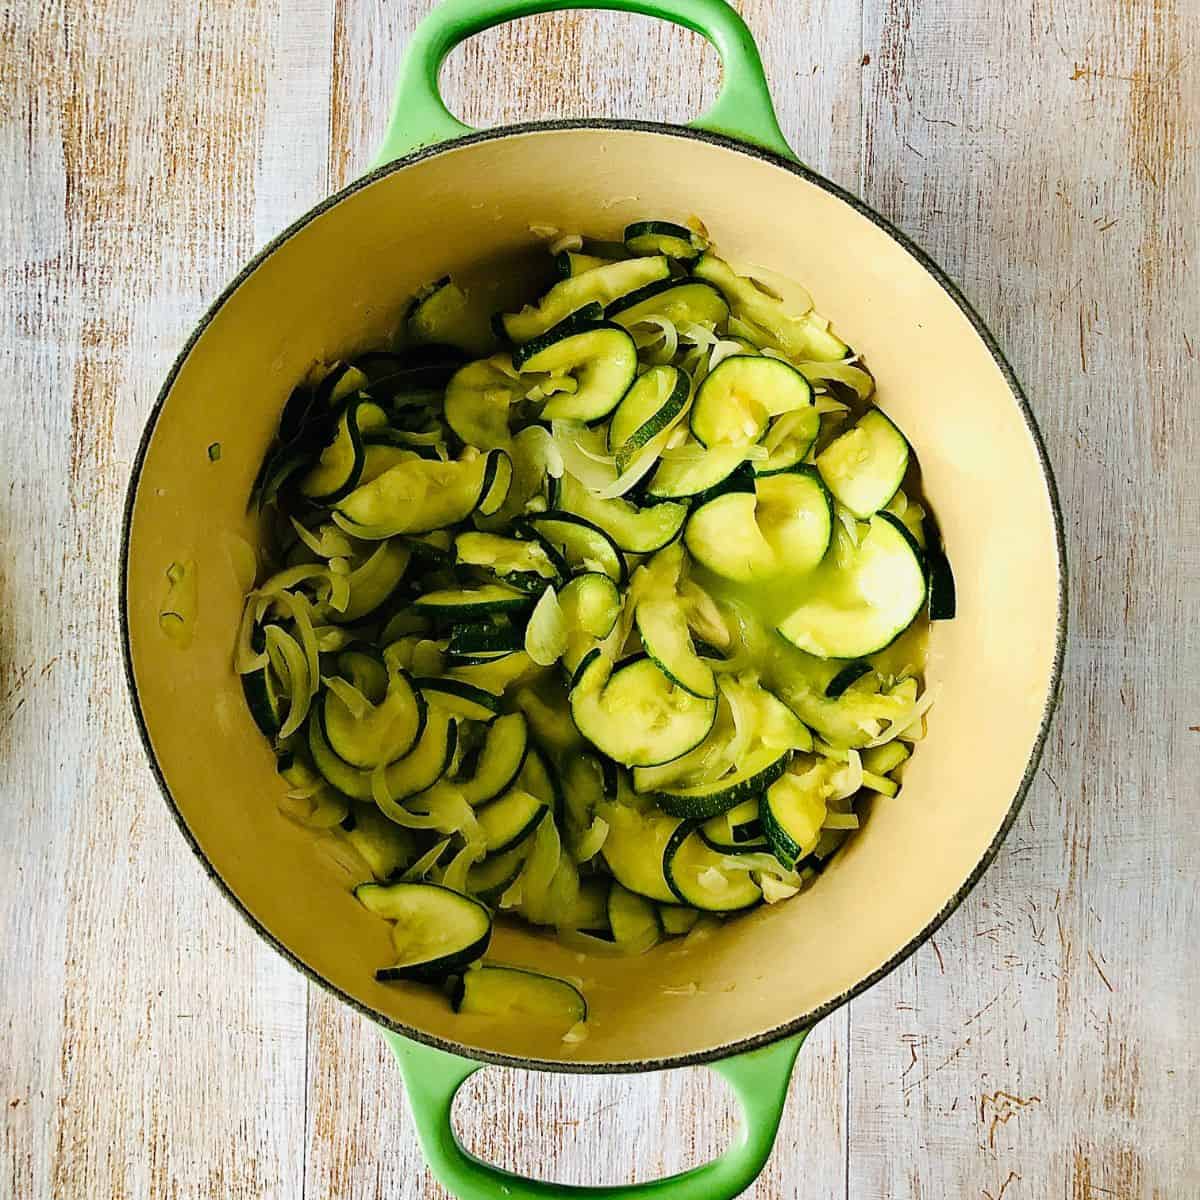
[{"left": 1, "top": 0, "right": 1196, "bottom": 1196}]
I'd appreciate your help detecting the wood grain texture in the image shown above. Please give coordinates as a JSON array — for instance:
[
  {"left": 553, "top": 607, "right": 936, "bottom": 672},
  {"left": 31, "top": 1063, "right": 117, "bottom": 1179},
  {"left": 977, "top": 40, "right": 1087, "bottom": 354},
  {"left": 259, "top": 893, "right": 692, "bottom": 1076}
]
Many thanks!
[{"left": 1, "top": 1, "right": 1196, "bottom": 1198}]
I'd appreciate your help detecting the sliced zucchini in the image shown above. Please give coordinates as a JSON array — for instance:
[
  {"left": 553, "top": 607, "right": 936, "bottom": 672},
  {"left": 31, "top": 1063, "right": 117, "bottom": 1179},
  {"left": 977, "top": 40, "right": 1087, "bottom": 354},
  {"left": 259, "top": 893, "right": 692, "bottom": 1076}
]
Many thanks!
[
  {"left": 454, "top": 712, "right": 529, "bottom": 805},
  {"left": 466, "top": 842, "right": 531, "bottom": 903},
  {"left": 755, "top": 408, "right": 822, "bottom": 476},
  {"left": 700, "top": 801, "right": 770, "bottom": 855},
  {"left": 322, "top": 666, "right": 424, "bottom": 769},
  {"left": 557, "top": 473, "right": 687, "bottom": 556},
  {"left": 477, "top": 788, "right": 548, "bottom": 854},
  {"left": 352, "top": 347, "right": 466, "bottom": 398},
  {"left": 862, "top": 740, "right": 911, "bottom": 776},
  {"left": 333, "top": 450, "right": 491, "bottom": 538},
  {"left": 556, "top": 250, "right": 617, "bottom": 278},
  {"left": 569, "top": 651, "right": 717, "bottom": 768},
  {"left": 376, "top": 708, "right": 458, "bottom": 807},
  {"left": 502, "top": 256, "right": 670, "bottom": 343},
  {"left": 597, "top": 800, "right": 681, "bottom": 903},
  {"left": 657, "top": 904, "right": 700, "bottom": 936},
  {"left": 564, "top": 876, "right": 611, "bottom": 933},
  {"left": 521, "top": 512, "right": 627, "bottom": 586},
  {"left": 761, "top": 769, "right": 829, "bottom": 869},
  {"left": 607, "top": 883, "right": 661, "bottom": 948},
  {"left": 824, "top": 661, "right": 871, "bottom": 700},
  {"left": 359, "top": 882, "right": 491, "bottom": 980},
  {"left": 652, "top": 749, "right": 791, "bottom": 820},
  {"left": 334, "top": 647, "right": 388, "bottom": 702},
  {"left": 690, "top": 355, "right": 812, "bottom": 448},
  {"left": 242, "top": 665, "right": 285, "bottom": 737},
  {"left": 607, "top": 278, "right": 730, "bottom": 331},
  {"left": 444, "top": 357, "right": 529, "bottom": 450},
  {"left": 331, "top": 539, "right": 411, "bottom": 624},
  {"left": 416, "top": 677, "right": 502, "bottom": 722},
  {"left": 923, "top": 515, "right": 956, "bottom": 621},
  {"left": 663, "top": 824, "right": 762, "bottom": 912},
  {"left": 816, "top": 409, "right": 910, "bottom": 518},
  {"left": 446, "top": 620, "right": 523, "bottom": 657},
  {"left": 516, "top": 747, "right": 562, "bottom": 817},
  {"left": 451, "top": 965, "right": 587, "bottom": 1027},
  {"left": 635, "top": 598, "right": 714, "bottom": 700},
  {"left": 624, "top": 220, "right": 704, "bottom": 261},
  {"left": 607, "top": 365, "right": 689, "bottom": 467},
  {"left": 647, "top": 443, "right": 754, "bottom": 500},
  {"left": 345, "top": 805, "right": 416, "bottom": 879},
  {"left": 693, "top": 253, "right": 849, "bottom": 361},
  {"left": 298, "top": 399, "right": 390, "bottom": 503},
  {"left": 559, "top": 571, "right": 622, "bottom": 672},
  {"left": 455, "top": 531, "right": 561, "bottom": 591},
  {"left": 478, "top": 450, "right": 513, "bottom": 516},
  {"left": 406, "top": 277, "right": 496, "bottom": 357},
  {"left": 515, "top": 684, "right": 587, "bottom": 757},
  {"left": 412, "top": 584, "right": 536, "bottom": 619},
  {"left": 777, "top": 512, "right": 926, "bottom": 658},
  {"left": 513, "top": 321, "right": 638, "bottom": 422},
  {"left": 447, "top": 650, "right": 542, "bottom": 695},
  {"left": 684, "top": 466, "right": 832, "bottom": 582}
]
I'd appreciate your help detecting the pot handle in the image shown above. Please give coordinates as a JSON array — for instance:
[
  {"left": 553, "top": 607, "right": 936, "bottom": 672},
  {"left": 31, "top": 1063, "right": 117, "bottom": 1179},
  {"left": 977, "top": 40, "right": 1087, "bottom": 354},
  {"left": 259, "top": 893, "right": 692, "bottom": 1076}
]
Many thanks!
[
  {"left": 371, "top": 0, "right": 796, "bottom": 169},
  {"left": 384, "top": 1028, "right": 807, "bottom": 1199}
]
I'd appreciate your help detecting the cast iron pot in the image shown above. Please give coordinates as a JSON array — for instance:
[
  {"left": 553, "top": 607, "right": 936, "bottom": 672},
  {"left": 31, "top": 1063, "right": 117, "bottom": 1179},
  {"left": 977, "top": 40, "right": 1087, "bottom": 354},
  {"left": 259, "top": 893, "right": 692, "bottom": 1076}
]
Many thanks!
[{"left": 121, "top": 1, "right": 1067, "bottom": 1196}]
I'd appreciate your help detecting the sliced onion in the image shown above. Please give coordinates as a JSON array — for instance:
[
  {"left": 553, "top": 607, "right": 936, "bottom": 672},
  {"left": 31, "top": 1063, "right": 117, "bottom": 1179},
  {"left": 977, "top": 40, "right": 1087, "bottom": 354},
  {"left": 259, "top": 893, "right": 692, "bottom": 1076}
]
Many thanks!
[
  {"left": 525, "top": 586, "right": 568, "bottom": 666},
  {"left": 401, "top": 837, "right": 451, "bottom": 881}
]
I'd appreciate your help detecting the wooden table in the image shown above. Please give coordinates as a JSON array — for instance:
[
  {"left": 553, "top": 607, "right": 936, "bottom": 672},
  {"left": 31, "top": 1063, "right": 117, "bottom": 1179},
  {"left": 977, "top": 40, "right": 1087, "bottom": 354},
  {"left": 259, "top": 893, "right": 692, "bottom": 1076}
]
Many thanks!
[{"left": 3, "top": 1, "right": 1197, "bottom": 1196}]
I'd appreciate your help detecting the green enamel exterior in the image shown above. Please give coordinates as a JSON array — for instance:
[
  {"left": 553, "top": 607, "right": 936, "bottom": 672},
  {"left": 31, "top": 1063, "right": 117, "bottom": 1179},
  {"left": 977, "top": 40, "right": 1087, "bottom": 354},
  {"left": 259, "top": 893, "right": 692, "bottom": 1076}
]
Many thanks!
[
  {"left": 385, "top": 1027, "right": 808, "bottom": 1199},
  {"left": 372, "top": 0, "right": 797, "bottom": 167},
  {"left": 371, "top": 3, "right": 802, "bottom": 1194}
]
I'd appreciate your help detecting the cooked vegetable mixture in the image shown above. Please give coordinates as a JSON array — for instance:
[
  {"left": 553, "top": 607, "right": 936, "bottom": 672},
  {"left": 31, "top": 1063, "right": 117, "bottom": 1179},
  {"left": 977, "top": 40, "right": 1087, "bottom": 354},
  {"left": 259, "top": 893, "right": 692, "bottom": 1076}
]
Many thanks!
[{"left": 236, "top": 219, "right": 955, "bottom": 1032}]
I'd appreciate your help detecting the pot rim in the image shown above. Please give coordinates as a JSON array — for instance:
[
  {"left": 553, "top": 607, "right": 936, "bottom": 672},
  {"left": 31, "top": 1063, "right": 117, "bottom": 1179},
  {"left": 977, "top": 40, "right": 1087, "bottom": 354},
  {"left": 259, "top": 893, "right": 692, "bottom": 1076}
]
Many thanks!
[{"left": 120, "top": 118, "right": 1068, "bottom": 1075}]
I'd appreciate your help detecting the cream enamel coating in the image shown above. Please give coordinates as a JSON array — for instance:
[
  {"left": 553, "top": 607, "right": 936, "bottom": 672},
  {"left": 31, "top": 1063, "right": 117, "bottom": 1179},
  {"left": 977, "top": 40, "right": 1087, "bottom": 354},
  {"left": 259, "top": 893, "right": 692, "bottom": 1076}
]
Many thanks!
[{"left": 124, "top": 125, "right": 1063, "bottom": 1069}]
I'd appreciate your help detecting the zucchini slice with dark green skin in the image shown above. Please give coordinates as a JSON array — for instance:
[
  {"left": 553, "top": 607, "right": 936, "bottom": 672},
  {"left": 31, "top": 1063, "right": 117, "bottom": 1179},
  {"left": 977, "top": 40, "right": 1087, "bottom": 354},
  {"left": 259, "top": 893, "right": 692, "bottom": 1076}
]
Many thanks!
[
  {"left": 922, "top": 514, "right": 956, "bottom": 621},
  {"left": 690, "top": 355, "right": 812, "bottom": 448},
  {"left": 663, "top": 823, "right": 763, "bottom": 912},
  {"left": 555, "top": 250, "right": 616, "bottom": 279},
  {"left": 516, "top": 747, "right": 563, "bottom": 821},
  {"left": 755, "top": 407, "right": 822, "bottom": 476},
  {"left": 411, "top": 584, "right": 536, "bottom": 619},
  {"left": 816, "top": 408, "right": 910, "bottom": 518},
  {"left": 700, "top": 800, "right": 770, "bottom": 855},
  {"left": 624, "top": 220, "right": 704, "bottom": 261},
  {"left": 455, "top": 531, "right": 562, "bottom": 592},
  {"left": 569, "top": 651, "right": 717, "bottom": 768},
  {"left": 651, "top": 749, "right": 792, "bottom": 821},
  {"left": 502, "top": 256, "right": 669, "bottom": 343},
  {"left": 684, "top": 465, "right": 832, "bottom": 583},
  {"left": 477, "top": 788, "right": 548, "bottom": 854},
  {"left": 466, "top": 842, "right": 531, "bottom": 903},
  {"left": 647, "top": 443, "right": 755, "bottom": 500},
  {"left": 446, "top": 620, "right": 523, "bottom": 657},
  {"left": 607, "top": 364, "right": 690, "bottom": 468},
  {"left": 352, "top": 347, "right": 466, "bottom": 398},
  {"left": 335, "top": 647, "right": 389, "bottom": 703},
  {"left": 242, "top": 666, "right": 285, "bottom": 737},
  {"left": 452, "top": 712, "right": 529, "bottom": 806},
  {"left": 333, "top": 451, "right": 493, "bottom": 538},
  {"left": 406, "top": 276, "right": 497, "bottom": 357},
  {"left": 556, "top": 474, "right": 687, "bottom": 556},
  {"left": 824, "top": 660, "right": 872, "bottom": 699},
  {"left": 597, "top": 800, "right": 681, "bottom": 903},
  {"left": 298, "top": 399, "right": 390, "bottom": 503},
  {"left": 657, "top": 904, "right": 701, "bottom": 935},
  {"left": 344, "top": 805, "right": 416, "bottom": 879},
  {"left": 451, "top": 965, "right": 587, "bottom": 1026},
  {"left": 445, "top": 357, "right": 529, "bottom": 450},
  {"left": 513, "top": 321, "right": 638, "bottom": 423},
  {"left": 607, "top": 882, "right": 661, "bottom": 947},
  {"left": 607, "top": 278, "right": 730, "bottom": 331},
  {"left": 358, "top": 882, "right": 492, "bottom": 980},
  {"left": 635, "top": 597, "right": 715, "bottom": 700},
  {"left": 415, "top": 677, "right": 502, "bottom": 722},
  {"left": 776, "top": 511, "right": 926, "bottom": 658},
  {"left": 761, "top": 770, "right": 828, "bottom": 869},
  {"left": 477, "top": 450, "right": 513, "bottom": 516},
  {"left": 520, "top": 512, "right": 628, "bottom": 587},
  {"left": 322, "top": 666, "right": 425, "bottom": 769}
]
